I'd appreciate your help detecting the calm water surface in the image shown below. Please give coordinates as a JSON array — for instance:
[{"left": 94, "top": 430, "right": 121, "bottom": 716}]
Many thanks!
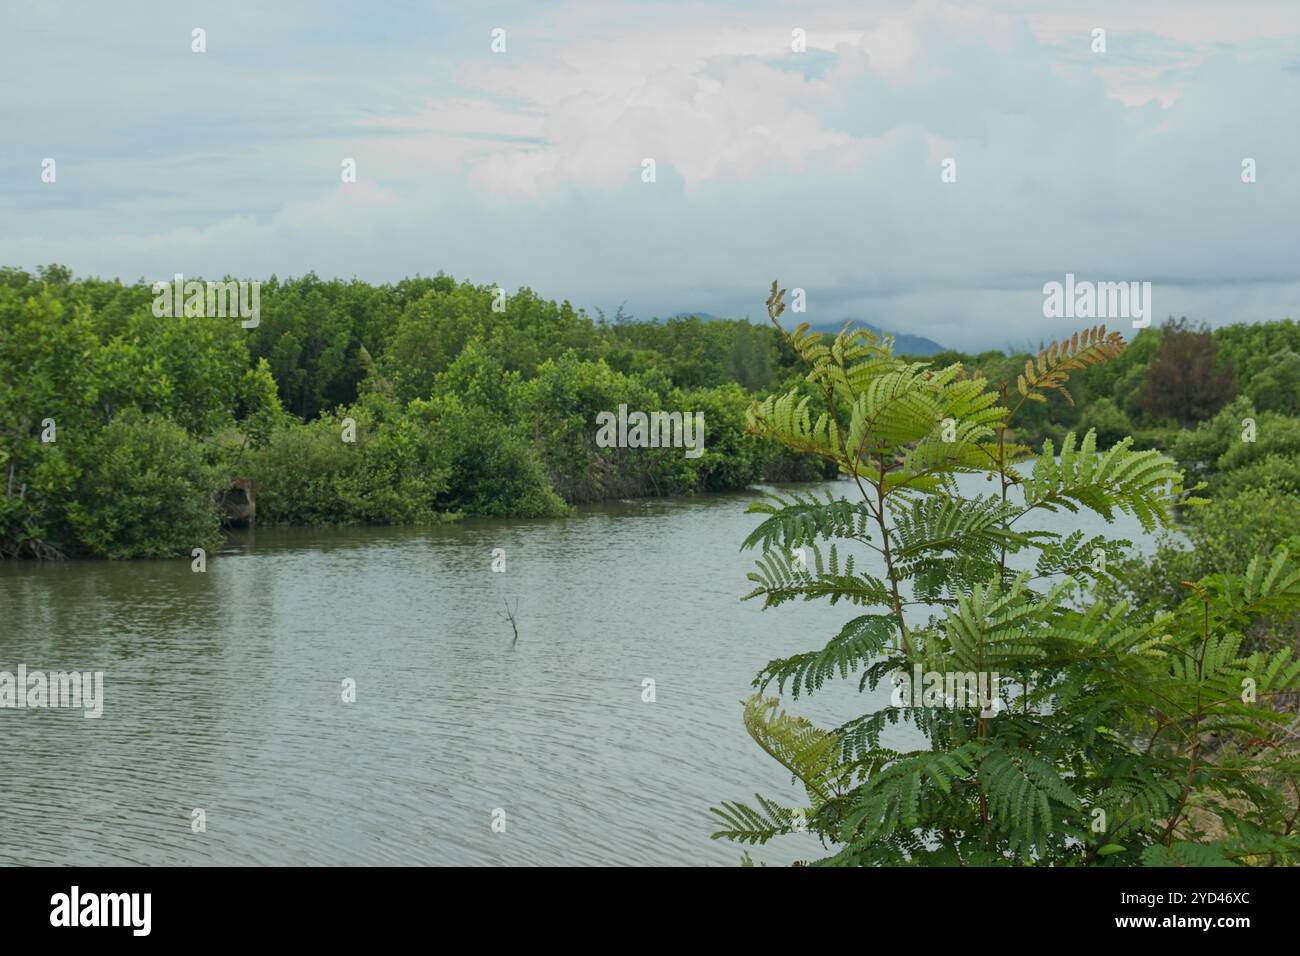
[{"left": 0, "top": 478, "right": 1156, "bottom": 865}]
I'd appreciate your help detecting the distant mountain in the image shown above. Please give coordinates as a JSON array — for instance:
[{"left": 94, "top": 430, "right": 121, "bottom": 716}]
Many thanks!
[
  {"left": 810, "top": 321, "right": 947, "bottom": 357},
  {"left": 668, "top": 312, "right": 946, "bottom": 356}
]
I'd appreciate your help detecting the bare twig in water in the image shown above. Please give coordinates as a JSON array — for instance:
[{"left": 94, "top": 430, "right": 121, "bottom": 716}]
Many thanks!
[{"left": 500, "top": 598, "right": 520, "bottom": 647}]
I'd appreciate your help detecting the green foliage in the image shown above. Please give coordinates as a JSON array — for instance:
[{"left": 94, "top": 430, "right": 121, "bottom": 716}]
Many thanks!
[
  {"left": 713, "top": 282, "right": 1300, "bottom": 867},
  {"left": 0, "top": 273, "right": 285, "bottom": 556},
  {"left": 1245, "top": 349, "right": 1300, "bottom": 416},
  {"left": 1215, "top": 319, "right": 1300, "bottom": 389},
  {"left": 246, "top": 402, "right": 455, "bottom": 525},
  {"left": 679, "top": 382, "right": 771, "bottom": 491},
  {"left": 407, "top": 394, "right": 568, "bottom": 519},
  {"left": 8, "top": 265, "right": 1293, "bottom": 571},
  {"left": 1077, "top": 396, "right": 1132, "bottom": 447},
  {"left": 601, "top": 314, "right": 781, "bottom": 391},
  {"left": 4, "top": 267, "right": 825, "bottom": 557},
  {"left": 246, "top": 273, "right": 400, "bottom": 420},
  {"left": 1019, "top": 431, "right": 1192, "bottom": 532},
  {"left": 513, "top": 353, "right": 675, "bottom": 502},
  {"left": 1219, "top": 455, "right": 1300, "bottom": 498},
  {"left": 123, "top": 308, "right": 250, "bottom": 436},
  {"left": 1108, "top": 488, "right": 1300, "bottom": 640},
  {"left": 1172, "top": 397, "right": 1300, "bottom": 495},
  {"left": 63, "top": 412, "right": 225, "bottom": 559},
  {"left": 916, "top": 320, "right": 1293, "bottom": 453},
  {"left": 0, "top": 287, "right": 97, "bottom": 556},
  {"left": 753, "top": 614, "right": 895, "bottom": 700},
  {"left": 513, "top": 354, "right": 777, "bottom": 503},
  {"left": 236, "top": 358, "right": 285, "bottom": 449}
]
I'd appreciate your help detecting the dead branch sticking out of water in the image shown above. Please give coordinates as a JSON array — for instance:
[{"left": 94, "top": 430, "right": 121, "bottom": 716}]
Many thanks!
[{"left": 500, "top": 598, "right": 520, "bottom": 647}]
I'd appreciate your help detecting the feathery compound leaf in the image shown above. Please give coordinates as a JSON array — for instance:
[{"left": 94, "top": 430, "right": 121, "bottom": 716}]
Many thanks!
[
  {"left": 742, "top": 491, "right": 874, "bottom": 552},
  {"left": 1019, "top": 430, "right": 1188, "bottom": 532},
  {"left": 979, "top": 744, "right": 1082, "bottom": 854},
  {"left": 710, "top": 792, "right": 801, "bottom": 845},
  {"left": 746, "top": 391, "right": 844, "bottom": 464},
  {"left": 754, "top": 614, "right": 897, "bottom": 699},
  {"left": 744, "top": 542, "right": 892, "bottom": 609},
  {"left": 841, "top": 743, "right": 983, "bottom": 842},
  {"left": 889, "top": 494, "right": 1028, "bottom": 558},
  {"left": 765, "top": 280, "right": 786, "bottom": 323},
  {"left": 1016, "top": 326, "right": 1125, "bottom": 406},
  {"left": 1033, "top": 530, "right": 1132, "bottom": 579},
  {"left": 741, "top": 694, "right": 849, "bottom": 806}
]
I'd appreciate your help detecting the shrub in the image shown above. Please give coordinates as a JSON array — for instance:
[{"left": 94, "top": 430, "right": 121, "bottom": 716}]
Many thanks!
[
  {"left": 1112, "top": 487, "right": 1300, "bottom": 615},
  {"left": 1076, "top": 396, "right": 1132, "bottom": 448},
  {"left": 246, "top": 404, "right": 452, "bottom": 525},
  {"left": 1218, "top": 454, "right": 1300, "bottom": 498},
  {"left": 63, "top": 412, "right": 224, "bottom": 558},
  {"left": 408, "top": 394, "right": 569, "bottom": 519},
  {"left": 1172, "top": 397, "right": 1300, "bottom": 494},
  {"left": 711, "top": 283, "right": 1300, "bottom": 866},
  {"left": 677, "top": 382, "right": 769, "bottom": 491}
]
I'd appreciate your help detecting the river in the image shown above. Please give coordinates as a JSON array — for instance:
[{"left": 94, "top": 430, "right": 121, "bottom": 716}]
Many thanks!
[{"left": 0, "top": 477, "right": 1161, "bottom": 865}]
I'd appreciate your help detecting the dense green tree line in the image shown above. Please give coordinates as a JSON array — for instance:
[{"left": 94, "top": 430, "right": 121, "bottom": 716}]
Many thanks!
[
  {"left": 934, "top": 316, "right": 1300, "bottom": 451},
  {"left": 0, "top": 266, "right": 830, "bottom": 558},
  {"left": 2, "top": 264, "right": 1295, "bottom": 560}
]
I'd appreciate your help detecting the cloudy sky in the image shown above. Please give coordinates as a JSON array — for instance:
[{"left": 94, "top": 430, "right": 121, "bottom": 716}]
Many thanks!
[{"left": 3, "top": 0, "right": 1297, "bottom": 349}]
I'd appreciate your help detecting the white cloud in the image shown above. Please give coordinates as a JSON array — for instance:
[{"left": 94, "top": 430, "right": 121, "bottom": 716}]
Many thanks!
[{"left": 2, "top": 0, "right": 1297, "bottom": 349}]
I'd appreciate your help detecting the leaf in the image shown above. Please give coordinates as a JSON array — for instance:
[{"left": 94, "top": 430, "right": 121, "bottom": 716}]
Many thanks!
[
  {"left": 1141, "top": 842, "right": 1237, "bottom": 867},
  {"left": 754, "top": 614, "right": 897, "bottom": 698},
  {"left": 1016, "top": 326, "right": 1125, "bottom": 406},
  {"left": 741, "top": 694, "right": 849, "bottom": 806}
]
